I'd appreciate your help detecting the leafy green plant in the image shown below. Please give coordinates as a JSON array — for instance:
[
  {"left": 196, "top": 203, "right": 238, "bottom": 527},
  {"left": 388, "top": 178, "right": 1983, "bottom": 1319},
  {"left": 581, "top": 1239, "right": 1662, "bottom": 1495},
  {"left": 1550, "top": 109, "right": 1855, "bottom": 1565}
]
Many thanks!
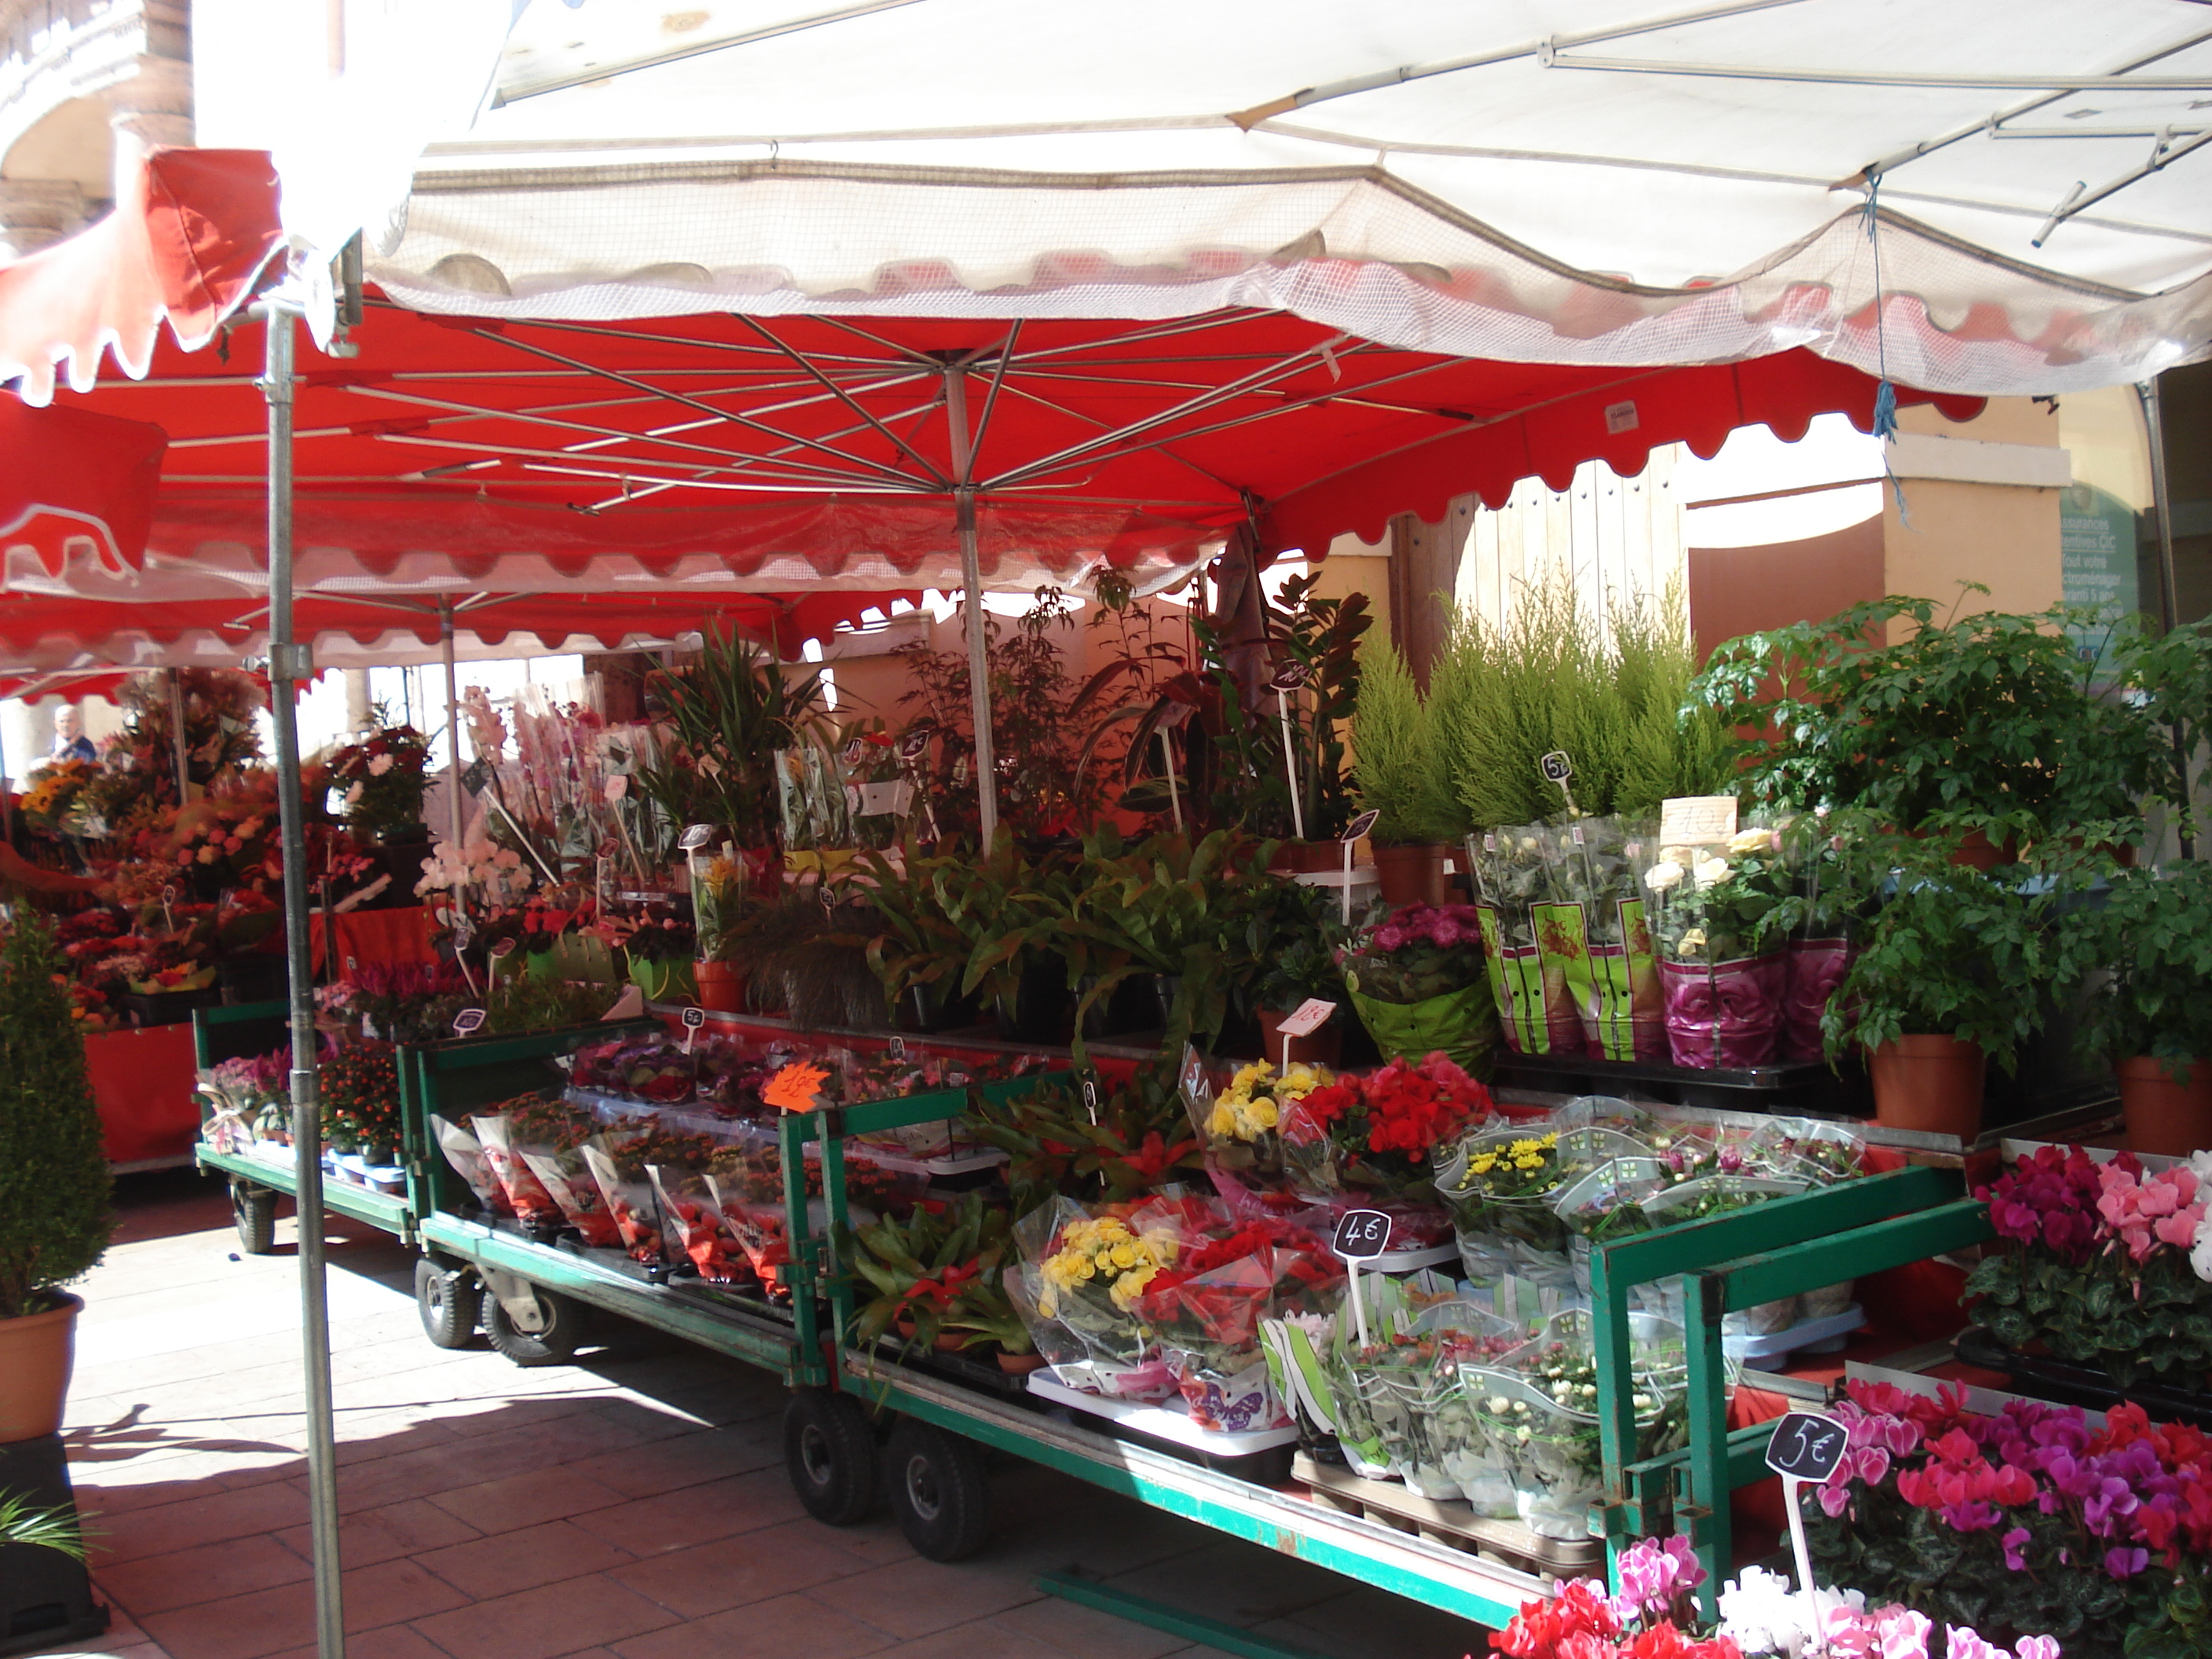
[
  {"left": 0, "top": 1489, "right": 89, "bottom": 1560},
  {"left": 1352, "top": 641, "right": 1465, "bottom": 844},
  {"left": 965, "top": 1060, "right": 1205, "bottom": 1217},
  {"left": 1818, "top": 823, "right": 2058, "bottom": 1069},
  {"left": 485, "top": 972, "right": 622, "bottom": 1035},
  {"left": 841, "top": 1191, "right": 1015, "bottom": 1350},
  {"left": 1436, "top": 568, "right": 1722, "bottom": 830},
  {"left": 0, "top": 913, "right": 114, "bottom": 1320},
  {"left": 636, "top": 625, "right": 830, "bottom": 849},
  {"left": 1693, "top": 591, "right": 2172, "bottom": 839},
  {"left": 2049, "top": 858, "right": 2212, "bottom": 1070}
]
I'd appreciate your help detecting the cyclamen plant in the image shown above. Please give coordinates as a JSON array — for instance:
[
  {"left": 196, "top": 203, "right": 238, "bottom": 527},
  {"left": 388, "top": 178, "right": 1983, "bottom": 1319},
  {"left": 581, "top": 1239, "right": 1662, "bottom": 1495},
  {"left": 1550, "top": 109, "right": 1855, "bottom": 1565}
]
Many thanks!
[{"left": 1338, "top": 903, "right": 1486, "bottom": 1004}]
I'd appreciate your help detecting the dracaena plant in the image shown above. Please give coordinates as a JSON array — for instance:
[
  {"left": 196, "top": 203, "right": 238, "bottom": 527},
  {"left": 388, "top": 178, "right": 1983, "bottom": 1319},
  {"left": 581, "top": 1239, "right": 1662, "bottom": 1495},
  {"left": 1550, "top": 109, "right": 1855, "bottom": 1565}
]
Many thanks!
[{"left": 1693, "top": 590, "right": 2173, "bottom": 844}]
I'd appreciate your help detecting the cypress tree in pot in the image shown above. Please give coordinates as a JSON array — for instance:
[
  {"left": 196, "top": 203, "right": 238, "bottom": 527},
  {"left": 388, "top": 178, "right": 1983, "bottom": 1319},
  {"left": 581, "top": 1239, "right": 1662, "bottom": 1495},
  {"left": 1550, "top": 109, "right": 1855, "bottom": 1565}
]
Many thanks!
[{"left": 0, "top": 912, "right": 115, "bottom": 1442}]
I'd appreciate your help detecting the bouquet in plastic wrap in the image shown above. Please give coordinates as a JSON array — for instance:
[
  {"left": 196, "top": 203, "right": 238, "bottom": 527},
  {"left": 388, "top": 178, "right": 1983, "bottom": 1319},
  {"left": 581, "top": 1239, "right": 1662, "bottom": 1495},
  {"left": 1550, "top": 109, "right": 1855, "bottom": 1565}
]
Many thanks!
[
  {"left": 1192, "top": 1057, "right": 1337, "bottom": 1210},
  {"left": 1473, "top": 1307, "right": 1692, "bottom": 1539},
  {"left": 470, "top": 1095, "right": 565, "bottom": 1229},
  {"left": 1327, "top": 1300, "right": 1525, "bottom": 1511},
  {"left": 1280, "top": 1052, "right": 1493, "bottom": 1247},
  {"left": 1469, "top": 824, "right": 1583, "bottom": 1056},
  {"left": 584, "top": 1126, "right": 718, "bottom": 1262},
  {"left": 1012, "top": 1196, "right": 1187, "bottom": 1395},
  {"left": 1132, "top": 1210, "right": 1345, "bottom": 1432},
  {"left": 1432, "top": 1101, "right": 1654, "bottom": 1301},
  {"left": 506, "top": 1096, "right": 626, "bottom": 1248},
  {"left": 1640, "top": 825, "right": 1793, "bottom": 1070},
  {"left": 430, "top": 1112, "right": 509, "bottom": 1216},
  {"left": 567, "top": 1032, "right": 699, "bottom": 1104}
]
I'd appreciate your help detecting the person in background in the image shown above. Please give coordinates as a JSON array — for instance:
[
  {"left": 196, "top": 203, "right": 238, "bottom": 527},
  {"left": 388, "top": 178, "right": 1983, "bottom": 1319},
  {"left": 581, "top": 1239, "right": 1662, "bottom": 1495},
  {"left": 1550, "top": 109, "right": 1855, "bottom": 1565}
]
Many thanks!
[{"left": 49, "top": 705, "right": 95, "bottom": 764}]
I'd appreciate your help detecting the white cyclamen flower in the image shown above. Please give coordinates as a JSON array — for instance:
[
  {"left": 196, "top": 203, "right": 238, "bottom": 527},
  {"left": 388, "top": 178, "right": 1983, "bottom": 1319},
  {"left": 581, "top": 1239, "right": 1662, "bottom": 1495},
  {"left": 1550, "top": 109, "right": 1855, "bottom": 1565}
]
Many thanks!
[{"left": 2192, "top": 1214, "right": 2212, "bottom": 1284}]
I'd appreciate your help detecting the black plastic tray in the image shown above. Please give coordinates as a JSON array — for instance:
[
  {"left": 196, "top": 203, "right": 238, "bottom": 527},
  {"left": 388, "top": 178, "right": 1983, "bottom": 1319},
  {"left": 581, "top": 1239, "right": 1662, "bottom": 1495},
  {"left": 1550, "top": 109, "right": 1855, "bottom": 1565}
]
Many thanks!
[{"left": 1955, "top": 1326, "right": 2212, "bottom": 1428}]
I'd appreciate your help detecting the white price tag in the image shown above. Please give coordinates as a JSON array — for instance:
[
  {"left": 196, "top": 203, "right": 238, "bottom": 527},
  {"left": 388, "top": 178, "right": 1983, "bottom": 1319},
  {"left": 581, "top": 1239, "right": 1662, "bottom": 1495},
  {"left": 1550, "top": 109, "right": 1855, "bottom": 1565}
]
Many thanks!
[
  {"left": 1276, "top": 998, "right": 1337, "bottom": 1038},
  {"left": 1659, "top": 795, "right": 1740, "bottom": 847}
]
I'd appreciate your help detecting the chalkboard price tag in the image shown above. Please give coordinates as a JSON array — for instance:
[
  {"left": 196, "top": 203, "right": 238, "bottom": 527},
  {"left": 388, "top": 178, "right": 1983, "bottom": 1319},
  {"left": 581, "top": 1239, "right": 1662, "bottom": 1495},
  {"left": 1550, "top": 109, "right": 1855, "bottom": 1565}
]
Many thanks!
[
  {"left": 679, "top": 823, "right": 716, "bottom": 851},
  {"left": 488, "top": 938, "right": 516, "bottom": 960},
  {"left": 1540, "top": 751, "right": 1574, "bottom": 784},
  {"left": 1342, "top": 809, "right": 1379, "bottom": 844},
  {"left": 897, "top": 728, "right": 932, "bottom": 760},
  {"left": 887, "top": 1035, "right": 907, "bottom": 1061},
  {"left": 844, "top": 739, "right": 867, "bottom": 767},
  {"left": 461, "top": 757, "right": 493, "bottom": 797},
  {"left": 1333, "top": 1209, "right": 1394, "bottom": 1261},
  {"left": 452, "top": 1008, "right": 485, "bottom": 1037},
  {"left": 1766, "top": 1412, "right": 1850, "bottom": 1482},
  {"left": 681, "top": 1006, "right": 706, "bottom": 1030},
  {"left": 1269, "top": 661, "right": 1309, "bottom": 693},
  {"left": 1081, "top": 1079, "right": 1101, "bottom": 1116}
]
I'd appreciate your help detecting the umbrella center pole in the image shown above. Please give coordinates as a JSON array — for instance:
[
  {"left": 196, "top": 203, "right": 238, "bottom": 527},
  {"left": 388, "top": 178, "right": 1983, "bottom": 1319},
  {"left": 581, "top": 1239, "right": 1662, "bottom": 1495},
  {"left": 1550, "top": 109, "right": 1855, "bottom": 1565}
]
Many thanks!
[
  {"left": 259, "top": 302, "right": 347, "bottom": 1659},
  {"left": 943, "top": 367, "right": 998, "bottom": 846}
]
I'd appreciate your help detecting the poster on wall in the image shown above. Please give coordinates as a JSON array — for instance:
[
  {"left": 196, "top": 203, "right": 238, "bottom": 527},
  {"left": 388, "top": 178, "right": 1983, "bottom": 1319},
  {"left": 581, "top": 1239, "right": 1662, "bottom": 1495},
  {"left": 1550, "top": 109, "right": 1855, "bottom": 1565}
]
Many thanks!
[{"left": 2060, "top": 481, "right": 2143, "bottom": 661}]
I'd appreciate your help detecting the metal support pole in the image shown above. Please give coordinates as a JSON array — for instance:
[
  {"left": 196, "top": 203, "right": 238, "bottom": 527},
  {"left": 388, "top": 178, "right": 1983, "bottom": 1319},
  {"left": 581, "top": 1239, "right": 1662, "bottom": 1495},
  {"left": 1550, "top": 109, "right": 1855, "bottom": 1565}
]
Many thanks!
[
  {"left": 2139, "top": 379, "right": 2194, "bottom": 859},
  {"left": 440, "top": 599, "right": 465, "bottom": 851},
  {"left": 260, "top": 304, "right": 346, "bottom": 1659},
  {"left": 942, "top": 367, "right": 998, "bottom": 844},
  {"left": 166, "top": 668, "right": 190, "bottom": 801}
]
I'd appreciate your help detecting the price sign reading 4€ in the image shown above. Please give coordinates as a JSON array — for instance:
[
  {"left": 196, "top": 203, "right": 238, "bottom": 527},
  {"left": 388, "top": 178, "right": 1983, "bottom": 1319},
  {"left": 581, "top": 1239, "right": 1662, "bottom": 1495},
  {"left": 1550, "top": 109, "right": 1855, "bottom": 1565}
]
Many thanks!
[{"left": 1332, "top": 1209, "right": 1393, "bottom": 1262}]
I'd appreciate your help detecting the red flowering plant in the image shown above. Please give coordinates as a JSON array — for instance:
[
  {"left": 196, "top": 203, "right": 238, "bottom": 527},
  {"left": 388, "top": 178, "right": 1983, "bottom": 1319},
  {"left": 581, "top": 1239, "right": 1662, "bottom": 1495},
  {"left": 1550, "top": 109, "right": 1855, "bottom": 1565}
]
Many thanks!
[
  {"left": 1492, "top": 1537, "right": 1741, "bottom": 1659},
  {"left": 1965, "top": 1144, "right": 2212, "bottom": 1395},
  {"left": 1280, "top": 1049, "right": 1493, "bottom": 1204},
  {"left": 328, "top": 709, "right": 432, "bottom": 838},
  {"left": 1131, "top": 1205, "right": 1345, "bottom": 1431},
  {"left": 1806, "top": 1376, "right": 2211, "bottom": 1658}
]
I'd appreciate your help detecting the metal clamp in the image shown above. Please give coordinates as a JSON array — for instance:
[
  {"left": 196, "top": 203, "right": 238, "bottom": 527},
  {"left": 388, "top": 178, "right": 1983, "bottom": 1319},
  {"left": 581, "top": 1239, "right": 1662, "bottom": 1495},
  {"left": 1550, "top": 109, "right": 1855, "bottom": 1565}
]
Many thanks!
[{"left": 269, "top": 642, "right": 315, "bottom": 683}]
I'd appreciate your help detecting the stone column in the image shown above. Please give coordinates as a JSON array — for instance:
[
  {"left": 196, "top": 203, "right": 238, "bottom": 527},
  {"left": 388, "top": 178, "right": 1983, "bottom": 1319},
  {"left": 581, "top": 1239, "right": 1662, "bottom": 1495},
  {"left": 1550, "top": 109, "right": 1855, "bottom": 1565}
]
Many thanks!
[{"left": 0, "top": 181, "right": 87, "bottom": 258}]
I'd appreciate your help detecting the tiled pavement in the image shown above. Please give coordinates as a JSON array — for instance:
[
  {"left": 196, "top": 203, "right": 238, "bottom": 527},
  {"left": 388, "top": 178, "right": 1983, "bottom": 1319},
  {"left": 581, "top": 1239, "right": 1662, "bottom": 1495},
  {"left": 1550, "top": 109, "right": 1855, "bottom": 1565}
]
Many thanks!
[{"left": 25, "top": 1174, "right": 1487, "bottom": 1659}]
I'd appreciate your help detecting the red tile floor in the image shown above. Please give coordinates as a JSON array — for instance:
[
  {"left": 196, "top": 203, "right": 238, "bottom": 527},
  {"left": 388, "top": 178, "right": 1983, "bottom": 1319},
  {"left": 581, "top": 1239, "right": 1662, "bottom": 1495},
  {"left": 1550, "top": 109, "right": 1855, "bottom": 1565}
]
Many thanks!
[{"left": 27, "top": 1174, "right": 1486, "bottom": 1659}]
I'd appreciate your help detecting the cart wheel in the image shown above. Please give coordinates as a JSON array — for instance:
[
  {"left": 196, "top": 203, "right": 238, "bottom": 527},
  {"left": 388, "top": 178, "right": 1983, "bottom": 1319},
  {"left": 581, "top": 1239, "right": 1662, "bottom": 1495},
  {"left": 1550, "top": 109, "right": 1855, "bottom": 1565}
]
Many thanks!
[
  {"left": 884, "top": 1416, "right": 990, "bottom": 1562},
  {"left": 414, "top": 1258, "right": 481, "bottom": 1350},
  {"left": 783, "top": 1390, "right": 878, "bottom": 1526},
  {"left": 482, "top": 1282, "right": 585, "bottom": 1366},
  {"left": 232, "top": 1183, "right": 279, "bottom": 1255}
]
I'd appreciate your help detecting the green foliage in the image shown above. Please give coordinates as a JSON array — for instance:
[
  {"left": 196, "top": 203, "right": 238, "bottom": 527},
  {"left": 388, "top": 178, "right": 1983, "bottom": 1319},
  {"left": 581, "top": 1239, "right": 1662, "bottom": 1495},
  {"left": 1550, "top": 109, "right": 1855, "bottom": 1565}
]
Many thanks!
[
  {"left": 2048, "top": 858, "right": 2212, "bottom": 1068},
  {"left": 965, "top": 1060, "right": 1204, "bottom": 1218},
  {"left": 1966, "top": 1243, "right": 2212, "bottom": 1393},
  {"left": 485, "top": 972, "right": 622, "bottom": 1035},
  {"left": 1351, "top": 642, "right": 1465, "bottom": 844},
  {"left": 840, "top": 1192, "right": 1016, "bottom": 1350},
  {"left": 1818, "top": 822, "right": 2057, "bottom": 1071},
  {"left": 0, "top": 913, "right": 113, "bottom": 1319},
  {"left": 1692, "top": 591, "right": 2173, "bottom": 837},
  {"left": 636, "top": 625, "right": 831, "bottom": 849},
  {"left": 0, "top": 1489, "right": 89, "bottom": 1560},
  {"left": 1436, "top": 569, "right": 1723, "bottom": 830}
]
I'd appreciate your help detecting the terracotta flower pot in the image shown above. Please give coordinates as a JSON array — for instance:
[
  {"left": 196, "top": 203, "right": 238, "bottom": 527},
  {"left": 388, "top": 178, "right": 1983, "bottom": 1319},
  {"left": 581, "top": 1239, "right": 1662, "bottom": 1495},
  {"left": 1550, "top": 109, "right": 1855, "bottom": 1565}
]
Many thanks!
[
  {"left": 694, "top": 959, "right": 745, "bottom": 1014},
  {"left": 1268, "top": 840, "right": 1346, "bottom": 875},
  {"left": 0, "top": 1291, "right": 82, "bottom": 1444},
  {"left": 996, "top": 1350, "right": 1047, "bottom": 1375},
  {"left": 1258, "top": 1009, "right": 1342, "bottom": 1068},
  {"left": 1372, "top": 843, "right": 1452, "bottom": 907},
  {"left": 2116, "top": 1056, "right": 2212, "bottom": 1157},
  {"left": 1868, "top": 1035, "right": 1986, "bottom": 1141}
]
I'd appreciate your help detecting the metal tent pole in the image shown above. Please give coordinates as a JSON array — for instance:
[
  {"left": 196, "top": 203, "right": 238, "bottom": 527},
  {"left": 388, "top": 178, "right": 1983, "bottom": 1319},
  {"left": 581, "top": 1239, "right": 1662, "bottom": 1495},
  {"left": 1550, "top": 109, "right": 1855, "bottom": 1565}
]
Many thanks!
[
  {"left": 942, "top": 366, "right": 998, "bottom": 844},
  {"left": 261, "top": 302, "right": 346, "bottom": 1659},
  {"left": 440, "top": 598, "right": 465, "bottom": 851},
  {"left": 2140, "top": 377, "right": 2194, "bottom": 859}
]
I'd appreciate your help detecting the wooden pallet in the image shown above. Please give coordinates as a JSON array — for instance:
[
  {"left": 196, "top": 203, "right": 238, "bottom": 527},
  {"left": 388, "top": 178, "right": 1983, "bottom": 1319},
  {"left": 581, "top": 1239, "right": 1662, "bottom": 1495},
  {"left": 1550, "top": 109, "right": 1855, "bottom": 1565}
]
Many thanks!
[{"left": 1291, "top": 1454, "right": 1605, "bottom": 1583}]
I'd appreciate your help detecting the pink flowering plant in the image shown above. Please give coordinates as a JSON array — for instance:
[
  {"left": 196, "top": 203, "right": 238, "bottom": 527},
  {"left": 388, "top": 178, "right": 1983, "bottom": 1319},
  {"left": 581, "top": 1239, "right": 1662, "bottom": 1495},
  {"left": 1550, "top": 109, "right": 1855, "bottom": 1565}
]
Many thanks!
[
  {"left": 1805, "top": 1378, "right": 2211, "bottom": 1659},
  {"left": 1965, "top": 1145, "right": 2212, "bottom": 1395},
  {"left": 1337, "top": 903, "right": 1485, "bottom": 1004}
]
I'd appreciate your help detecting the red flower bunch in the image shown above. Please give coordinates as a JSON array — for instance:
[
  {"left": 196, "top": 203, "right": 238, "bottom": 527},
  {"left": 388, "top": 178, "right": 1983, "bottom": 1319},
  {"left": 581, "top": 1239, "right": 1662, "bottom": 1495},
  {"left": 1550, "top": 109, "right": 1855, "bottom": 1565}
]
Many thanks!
[
  {"left": 1281, "top": 1051, "right": 1492, "bottom": 1166},
  {"left": 1492, "top": 1578, "right": 1745, "bottom": 1659},
  {"left": 1976, "top": 1144, "right": 2111, "bottom": 1265}
]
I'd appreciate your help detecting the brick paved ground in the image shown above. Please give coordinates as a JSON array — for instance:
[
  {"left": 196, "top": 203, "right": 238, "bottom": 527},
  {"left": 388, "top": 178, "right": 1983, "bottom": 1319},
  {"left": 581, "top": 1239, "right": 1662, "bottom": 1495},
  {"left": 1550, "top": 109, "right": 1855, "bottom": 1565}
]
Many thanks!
[{"left": 24, "top": 1172, "right": 1486, "bottom": 1659}]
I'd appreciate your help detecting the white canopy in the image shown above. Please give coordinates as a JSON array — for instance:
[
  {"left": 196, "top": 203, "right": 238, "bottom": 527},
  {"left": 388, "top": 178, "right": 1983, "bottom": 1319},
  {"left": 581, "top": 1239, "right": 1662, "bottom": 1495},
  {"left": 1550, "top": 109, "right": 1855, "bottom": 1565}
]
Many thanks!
[{"left": 194, "top": 0, "right": 2212, "bottom": 394}]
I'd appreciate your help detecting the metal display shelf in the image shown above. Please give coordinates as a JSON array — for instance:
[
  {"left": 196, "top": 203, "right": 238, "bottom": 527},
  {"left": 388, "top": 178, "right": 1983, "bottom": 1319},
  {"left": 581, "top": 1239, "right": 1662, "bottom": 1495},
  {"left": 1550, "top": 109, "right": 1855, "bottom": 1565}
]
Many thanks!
[
  {"left": 192, "top": 1000, "right": 2003, "bottom": 1648},
  {"left": 196, "top": 1143, "right": 416, "bottom": 1243}
]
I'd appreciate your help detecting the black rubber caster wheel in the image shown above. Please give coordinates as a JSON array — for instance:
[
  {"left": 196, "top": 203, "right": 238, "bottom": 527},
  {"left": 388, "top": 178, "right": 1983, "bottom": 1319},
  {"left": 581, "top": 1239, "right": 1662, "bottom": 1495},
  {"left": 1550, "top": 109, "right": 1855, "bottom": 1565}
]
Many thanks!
[
  {"left": 884, "top": 1416, "right": 990, "bottom": 1562},
  {"left": 482, "top": 1281, "right": 586, "bottom": 1366},
  {"left": 232, "top": 1183, "right": 279, "bottom": 1255},
  {"left": 783, "top": 1390, "right": 879, "bottom": 1526},
  {"left": 414, "top": 1258, "right": 481, "bottom": 1350}
]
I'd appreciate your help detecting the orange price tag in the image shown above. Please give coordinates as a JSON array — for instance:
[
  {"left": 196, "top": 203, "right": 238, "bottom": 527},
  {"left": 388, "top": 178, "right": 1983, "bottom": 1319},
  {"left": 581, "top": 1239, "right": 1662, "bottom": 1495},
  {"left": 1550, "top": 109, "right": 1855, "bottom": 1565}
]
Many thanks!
[{"left": 764, "top": 1062, "right": 831, "bottom": 1114}]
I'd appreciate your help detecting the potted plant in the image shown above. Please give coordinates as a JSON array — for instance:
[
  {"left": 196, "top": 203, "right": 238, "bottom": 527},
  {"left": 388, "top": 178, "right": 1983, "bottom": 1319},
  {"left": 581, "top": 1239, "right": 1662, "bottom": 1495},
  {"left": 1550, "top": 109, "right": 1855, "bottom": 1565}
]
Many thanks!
[
  {"left": 1820, "top": 828, "right": 2055, "bottom": 1140},
  {"left": 690, "top": 854, "right": 753, "bottom": 1014},
  {"left": 328, "top": 705, "right": 434, "bottom": 848},
  {"left": 2052, "top": 858, "right": 2212, "bottom": 1154},
  {"left": 635, "top": 626, "right": 830, "bottom": 854},
  {"left": 1694, "top": 591, "right": 2172, "bottom": 860},
  {"left": 1337, "top": 903, "right": 1500, "bottom": 1077},
  {"left": 0, "top": 913, "right": 115, "bottom": 1443},
  {"left": 844, "top": 1192, "right": 1013, "bottom": 1355},
  {"left": 1352, "top": 641, "right": 1467, "bottom": 906}
]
